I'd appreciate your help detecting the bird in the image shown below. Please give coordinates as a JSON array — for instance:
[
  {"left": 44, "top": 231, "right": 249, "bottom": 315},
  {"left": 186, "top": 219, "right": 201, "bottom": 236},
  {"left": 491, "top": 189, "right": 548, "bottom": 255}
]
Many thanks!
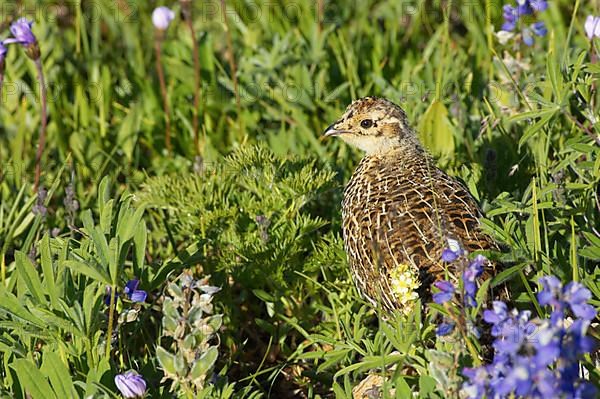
[{"left": 324, "top": 96, "right": 499, "bottom": 314}]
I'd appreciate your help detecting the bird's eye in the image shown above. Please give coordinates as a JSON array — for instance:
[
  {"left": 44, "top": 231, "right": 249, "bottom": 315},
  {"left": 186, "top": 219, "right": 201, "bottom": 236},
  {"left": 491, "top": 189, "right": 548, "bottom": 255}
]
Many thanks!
[{"left": 360, "top": 119, "right": 373, "bottom": 128}]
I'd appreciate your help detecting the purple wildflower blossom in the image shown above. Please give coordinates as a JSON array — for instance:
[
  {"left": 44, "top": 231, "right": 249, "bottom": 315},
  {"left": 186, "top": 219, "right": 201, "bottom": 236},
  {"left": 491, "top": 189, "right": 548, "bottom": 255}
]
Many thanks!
[
  {"left": 436, "top": 322, "right": 455, "bottom": 336},
  {"left": 432, "top": 280, "right": 455, "bottom": 304},
  {"left": 152, "top": 7, "right": 175, "bottom": 30},
  {"left": 462, "top": 275, "right": 597, "bottom": 399},
  {"left": 501, "top": 0, "right": 548, "bottom": 46},
  {"left": 0, "top": 41, "right": 7, "bottom": 62},
  {"left": 124, "top": 279, "right": 147, "bottom": 303},
  {"left": 7, "top": 18, "right": 37, "bottom": 46},
  {"left": 585, "top": 15, "right": 600, "bottom": 40},
  {"left": 115, "top": 371, "right": 146, "bottom": 398}
]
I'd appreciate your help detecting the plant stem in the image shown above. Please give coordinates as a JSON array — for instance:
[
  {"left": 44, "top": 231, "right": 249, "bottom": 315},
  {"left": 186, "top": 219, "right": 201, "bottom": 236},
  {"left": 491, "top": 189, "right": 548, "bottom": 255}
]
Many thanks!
[
  {"left": 106, "top": 284, "right": 117, "bottom": 358},
  {"left": 316, "top": 0, "right": 324, "bottom": 34},
  {"left": 220, "top": 0, "right": 243, "bottom": 136},
  {"left": 154, "top": 32, "right": 172, "bottom": 153},
  {"left": 181, "top": 0, "right": 202, "bottom": 155},
  {"left": 0, "top": 61, "right": 5, "bottom": 107},
  {"left": 33, "top": 57, "right": 47, "bottom": 193}
]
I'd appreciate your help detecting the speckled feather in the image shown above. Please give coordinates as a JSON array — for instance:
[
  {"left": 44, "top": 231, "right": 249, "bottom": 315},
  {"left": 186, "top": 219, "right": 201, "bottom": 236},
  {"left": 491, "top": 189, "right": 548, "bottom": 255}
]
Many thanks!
[{"left": 328, "top": 97, "right": 498, "bottom": 312}]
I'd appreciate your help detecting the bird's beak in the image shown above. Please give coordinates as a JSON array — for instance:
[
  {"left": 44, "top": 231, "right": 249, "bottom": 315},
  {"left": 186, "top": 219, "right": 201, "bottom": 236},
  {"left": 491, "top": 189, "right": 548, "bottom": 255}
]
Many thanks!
[{"left": 323, "top": 123, "right": 351, "bottom": 137}]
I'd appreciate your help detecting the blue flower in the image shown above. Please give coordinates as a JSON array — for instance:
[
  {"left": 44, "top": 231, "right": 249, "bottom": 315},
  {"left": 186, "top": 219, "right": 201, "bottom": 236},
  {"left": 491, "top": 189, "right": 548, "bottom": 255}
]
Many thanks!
[
  {"left": 124, "top": 279, "right": 147, "bottom": 303},
  {"left": 500, "top": 0, "right": 548, "bottom": 46},
  {"left": 537, "top": 277, "right": 597, "bottom": 321},
  {"left": 152, "top": 7, "right": 175, "bottom": 31},
  {"left": 436, "top": 322, "right": 455, "bottom": 336},
  {"left": 529, "top": 0, "right": 548, "bottom": 11},
  {"left": 563, "top": 282, "right": 597, "bottom": 321},
  {"left": 0, "top": 41, "right": 7, "bottom": 62},
  {"left": 7, "top": 18, "right": 37, "bottom": 46},
  {"left": 531, "top": 21, "right": 547, "bottom": 37},
  {"left": 516, "top": 0, "right": 533, "bottom": 16},
  {"left": 483, "top": 301, "right": 509, "bottom": 335},
  {"left": 462, "top": 255, "right": 485, "bottom": 307},
  {"left": 432, "top": 280, "right": 455, "bottom": 304},
  {"left": 502, "top": 5, "right": 518, "bottom": 31},
  {"left": 104, "top": 279, "right": 147, "bottom": 305},
  {"left": 463, "top": 275, "right": 597, "bottom": 399},
  {"left": 585, "top": 15, "right": 600, "bottom": 40},
  {"left": 115, "top": 371, "right": 146, "bottom": 398},
  {"left": 522, "top": 23, "right": 547, "bottom": 46},
  {"left": 441, "top": 248, "right": 459, "bottom": 262}
]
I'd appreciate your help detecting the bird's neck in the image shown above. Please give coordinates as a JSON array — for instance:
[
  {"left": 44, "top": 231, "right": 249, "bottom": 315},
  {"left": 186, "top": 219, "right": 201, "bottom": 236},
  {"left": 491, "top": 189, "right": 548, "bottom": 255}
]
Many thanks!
[{"left": 362, "top": 144, "right": 432, "bottom": 168}]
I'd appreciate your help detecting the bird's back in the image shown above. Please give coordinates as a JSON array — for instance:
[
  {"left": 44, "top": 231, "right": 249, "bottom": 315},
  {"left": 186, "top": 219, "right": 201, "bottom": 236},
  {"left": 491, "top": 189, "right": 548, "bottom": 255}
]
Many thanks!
[{"left": 342, "top": 149, "right": 497, "bottom": 312}]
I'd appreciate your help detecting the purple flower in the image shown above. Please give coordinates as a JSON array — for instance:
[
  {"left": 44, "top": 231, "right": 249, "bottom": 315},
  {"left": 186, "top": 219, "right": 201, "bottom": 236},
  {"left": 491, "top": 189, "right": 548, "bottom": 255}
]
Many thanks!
[
  {"left": 104, "top": 279, "right": 147, "bottom": 305},
  {"left": 531, "top": 21, "right": 547, "bottom": 37},
  {"left": 522, "top": 23, "right": 547, "bottom": 46},
  {"left": 502, "top": 5, "right": 518, "bottom": 31},
  {"left": 152, "top": 7, "right": 175, "bottom": 30},
  {"left": 441, "top": 248, "right": 459, "bottom": 262},
  {"left": 516, "top": 0, "right": 533, "bottom": 16},
  {"left": 585, "top": 15, "right": 600, "bottom": 40},
  {"left": 483, "top": 301, "right": 509, "bottom": 335},
  {"left": 464, "top": 276, "right": 597, "bottom": 399},
  {"left": 529, "top": 0, "right": 548, "bottom": 11},
  {"left": 462, "top": 255, "right": 485, "bottom": 307},
  {"left": 114, "top": 371, "right": 146, "bottom": 398},
  {"left": 0, "top": 41, "right": 7, "bottom": 62},
  {"left": 432, "top": 280, "right": 455, "bottom": 304},
  {"left": 537, "top": 277, "right": 597, "bottom": 321},
  {"left": 124, "top": 279, "right": 147, "bottom": 303},
  {"left": 563, "top": 282, "right": 597, "bottom": 321},
  {"left": 436, "top": 322, "right": 455, "bottom": 336},
  {"left": 7, "top": 18, "right": 37, "bottom": 46},
  {"left": 500, "top": 1, "right": 548, "bottom": 46}
]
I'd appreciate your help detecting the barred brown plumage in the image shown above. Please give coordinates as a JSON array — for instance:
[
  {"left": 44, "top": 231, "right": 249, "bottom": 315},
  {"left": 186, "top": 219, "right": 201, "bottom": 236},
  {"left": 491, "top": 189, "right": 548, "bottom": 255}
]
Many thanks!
[{"left": 325, "top": 97, "right": 498, "bottom": 313}]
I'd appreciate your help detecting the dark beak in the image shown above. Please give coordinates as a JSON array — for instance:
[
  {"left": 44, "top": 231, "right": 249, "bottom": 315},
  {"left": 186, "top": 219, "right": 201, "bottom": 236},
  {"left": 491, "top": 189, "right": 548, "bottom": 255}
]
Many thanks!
[{"left": 323, "top": 122, "right": 351, "bottom": 137}]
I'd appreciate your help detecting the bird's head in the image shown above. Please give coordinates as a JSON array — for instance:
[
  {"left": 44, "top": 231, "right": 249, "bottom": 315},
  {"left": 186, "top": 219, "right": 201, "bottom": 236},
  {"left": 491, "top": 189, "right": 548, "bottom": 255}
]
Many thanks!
[{"left": 324, "top": 97, "right": 420, "bottom": 155}]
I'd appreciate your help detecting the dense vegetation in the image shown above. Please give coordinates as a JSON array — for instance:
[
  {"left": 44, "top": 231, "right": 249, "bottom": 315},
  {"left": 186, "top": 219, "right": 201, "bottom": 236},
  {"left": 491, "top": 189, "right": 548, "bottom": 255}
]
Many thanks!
[{"left": 0, "top": 0, "right": 598, "bottom": 397}]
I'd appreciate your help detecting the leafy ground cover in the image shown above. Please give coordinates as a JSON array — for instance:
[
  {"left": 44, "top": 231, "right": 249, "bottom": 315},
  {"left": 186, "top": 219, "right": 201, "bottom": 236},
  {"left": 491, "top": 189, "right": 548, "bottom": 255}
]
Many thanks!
[{"left": 0, "top": 0, "right": 599, "bottom": 397}]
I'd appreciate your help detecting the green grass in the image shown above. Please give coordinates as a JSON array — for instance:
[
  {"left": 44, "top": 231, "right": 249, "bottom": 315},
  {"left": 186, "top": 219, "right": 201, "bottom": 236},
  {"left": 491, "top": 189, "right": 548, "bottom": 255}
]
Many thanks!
[{"left": 0, "top": 0, "right": 599, "bottom": 397}]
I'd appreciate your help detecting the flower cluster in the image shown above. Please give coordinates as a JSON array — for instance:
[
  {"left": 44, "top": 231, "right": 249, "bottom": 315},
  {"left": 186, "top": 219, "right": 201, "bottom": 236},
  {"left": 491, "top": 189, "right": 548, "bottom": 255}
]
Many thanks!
[
  {"left": 462, "top": 277, "right": 597, "bottom": 399},
  {"left": 500, "top": 0, "right": 548, "bottom": 46},
  {"left": 389, "top": 263, "right": 420, "bottom": 315},
  {"left": 432, "top": 247, "right": 487, "bottom": 336}
]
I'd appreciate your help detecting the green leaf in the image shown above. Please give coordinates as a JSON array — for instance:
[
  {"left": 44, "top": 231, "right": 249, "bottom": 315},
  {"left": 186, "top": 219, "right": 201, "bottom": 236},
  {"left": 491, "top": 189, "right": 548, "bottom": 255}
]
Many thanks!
[
  {"left": 0, "top": 285, "right": 45, "bottom": 327},
  {"left": 518, "top": 109, "right": 557, "bottom": 149},
  {"left": 108, "top": 237, "right": 120, "bottom": 284},
  {"left": 82, "top": 210, "right": 109, "bottom": 268},
  {"left": 418, "top": 100, "right": 455, "bottom": 158},
  {"left": 190, "top": 346, "right": 219, "bottom": 379},
  {"left": 156, "top": 346, "right": 177, "bottom": 376},
  {"left": 117, "top": 204, "right": 145, "bottom": 243},
  {"left": 97, "top": 176, "right": 111, "bottom": 221},
  {"left": 40, "top": 234, "right": 60, "bottom": 309},
  {"left": 418, "top": 375, "right": 438, "bottom": 398},
  {"left": 62, "top": 260, "right": 111, "bottom": 285},
  {"left": 41, "top": 351, "right": 76, "bottom": 399},
  {"left": 133, "top": 221, "right": 147, "bottom": 270},
  {"left": 15, "top": 251, "right": 46, "bottom": 303},
  {"left": 10, "top": 359, "right": 57, "bottom": 399},
  {"left": 99, "top": 199, "right": 114, "bottom": 234}
]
